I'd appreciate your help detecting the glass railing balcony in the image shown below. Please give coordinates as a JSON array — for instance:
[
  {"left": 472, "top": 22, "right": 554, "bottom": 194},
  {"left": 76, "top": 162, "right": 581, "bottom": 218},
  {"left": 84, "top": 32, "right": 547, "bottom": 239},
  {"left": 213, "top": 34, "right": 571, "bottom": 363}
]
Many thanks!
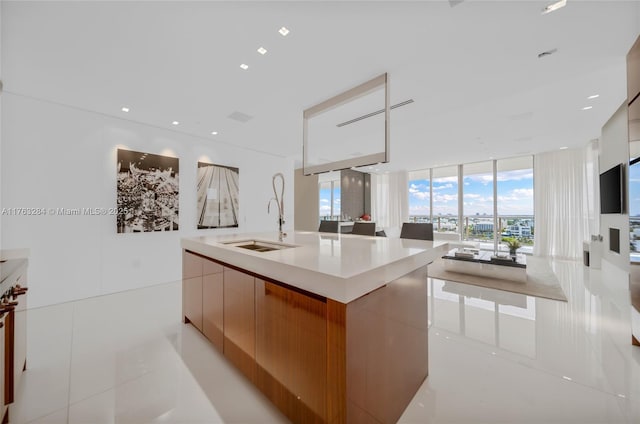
[{"left": 409, "top": 214, "right": 535, "bottom": 252}]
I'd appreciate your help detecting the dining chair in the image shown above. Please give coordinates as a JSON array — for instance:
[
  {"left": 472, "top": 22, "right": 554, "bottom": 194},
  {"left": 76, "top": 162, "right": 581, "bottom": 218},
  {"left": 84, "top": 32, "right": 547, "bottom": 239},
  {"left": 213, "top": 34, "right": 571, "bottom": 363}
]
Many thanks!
[
  {"left": 351, "top": 222, "right": 376, "bottom": 236},
  {"left": 318, "top": 220, "right": 339, "bottom": 233},
  {"left": 400, "top": 223, "right": 434, "bottom": 241}
]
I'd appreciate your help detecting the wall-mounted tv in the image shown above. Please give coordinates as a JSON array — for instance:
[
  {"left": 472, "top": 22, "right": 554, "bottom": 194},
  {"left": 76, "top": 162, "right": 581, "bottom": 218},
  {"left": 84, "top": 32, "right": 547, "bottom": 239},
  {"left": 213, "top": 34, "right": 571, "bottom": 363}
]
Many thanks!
[{"left": 600, "top": 163, "right": 625, "bottom": 214}]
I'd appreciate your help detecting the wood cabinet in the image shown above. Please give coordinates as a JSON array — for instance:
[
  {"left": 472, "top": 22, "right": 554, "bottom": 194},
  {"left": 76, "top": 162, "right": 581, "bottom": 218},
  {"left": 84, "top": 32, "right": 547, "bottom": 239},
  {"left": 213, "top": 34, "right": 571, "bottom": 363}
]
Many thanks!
[
  {"left": 256, "top": 280, "right": 327, "bottom": 424},
  {"left": 182, "top": 249, "right": 429, "bottom": 424},
  {"left": 182, "top": 251, "right": 203, "bottom": 331},
  {"left": 202, "top": 260, "right": 224, "bottom": 351},
  {"left": 628, "top": 36, "right": 640, "bottom": 106},
  {"left": 223, "top": 268, "right": 256, "bottom": 382}
]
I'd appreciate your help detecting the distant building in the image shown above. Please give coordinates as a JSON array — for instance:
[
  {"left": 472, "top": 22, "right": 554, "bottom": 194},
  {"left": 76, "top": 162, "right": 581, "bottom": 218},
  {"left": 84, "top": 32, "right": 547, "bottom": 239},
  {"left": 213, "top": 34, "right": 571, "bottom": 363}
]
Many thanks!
[
  {"left": 474, "top": 222, "right": 494, "bottom": 233},
  {"left": 508, "top": 224, "right": 531, "bottom": 237}
]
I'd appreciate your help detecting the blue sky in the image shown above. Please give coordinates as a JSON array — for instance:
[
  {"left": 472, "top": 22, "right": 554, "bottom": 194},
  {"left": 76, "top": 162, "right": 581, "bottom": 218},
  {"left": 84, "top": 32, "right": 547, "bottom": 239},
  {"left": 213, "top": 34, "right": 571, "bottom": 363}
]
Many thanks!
[
  {"left": 319, "top": 186, "right": 341, "bottom": 216},
  {"left": 409, "top": 169, "right": 534, "bottom": 216}
]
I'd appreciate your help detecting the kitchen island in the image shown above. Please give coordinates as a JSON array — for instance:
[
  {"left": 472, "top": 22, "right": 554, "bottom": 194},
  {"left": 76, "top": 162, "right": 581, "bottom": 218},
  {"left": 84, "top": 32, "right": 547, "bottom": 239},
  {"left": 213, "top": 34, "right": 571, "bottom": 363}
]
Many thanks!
[{"left": 181, "top": 232, "right": 447, "bottom": 424}]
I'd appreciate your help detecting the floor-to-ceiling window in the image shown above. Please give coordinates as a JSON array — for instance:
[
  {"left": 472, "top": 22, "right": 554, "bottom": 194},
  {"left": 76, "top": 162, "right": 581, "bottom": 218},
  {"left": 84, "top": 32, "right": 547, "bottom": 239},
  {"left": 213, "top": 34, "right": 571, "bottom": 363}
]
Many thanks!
[
  {"left": 319, "top": 178, "right": 341, "bottom": 220},
  {"left": 408, "top": 155, "right": 534, "bottom": 251},
  {"left": 408, "top": 169, "right": 431, "bottom": 223},
  {"left": 629, "top": 154, "right": 640, "bottom": 258},
  {"left": 431, "top": 166, "right": 459, "bottom": 233},
  {"left": 496, "top": 156, "right": 534, "bottom": 252},
  {"left": 462, "top": 161, "right": 494, "bottom": 242}
]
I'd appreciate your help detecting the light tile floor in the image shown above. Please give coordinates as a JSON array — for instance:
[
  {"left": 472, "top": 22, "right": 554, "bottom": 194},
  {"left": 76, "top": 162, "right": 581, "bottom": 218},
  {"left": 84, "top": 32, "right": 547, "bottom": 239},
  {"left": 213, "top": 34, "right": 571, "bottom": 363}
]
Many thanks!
[{"left": 10, "top": 259, "right": 640, "bottom": 423}]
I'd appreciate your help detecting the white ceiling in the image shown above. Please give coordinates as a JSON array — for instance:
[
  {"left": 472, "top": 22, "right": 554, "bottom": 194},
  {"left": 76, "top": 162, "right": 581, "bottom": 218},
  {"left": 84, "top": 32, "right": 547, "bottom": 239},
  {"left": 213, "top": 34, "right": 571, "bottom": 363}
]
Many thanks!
[{"left": 3, "top": 1, "right": 639, "bottom": 172}]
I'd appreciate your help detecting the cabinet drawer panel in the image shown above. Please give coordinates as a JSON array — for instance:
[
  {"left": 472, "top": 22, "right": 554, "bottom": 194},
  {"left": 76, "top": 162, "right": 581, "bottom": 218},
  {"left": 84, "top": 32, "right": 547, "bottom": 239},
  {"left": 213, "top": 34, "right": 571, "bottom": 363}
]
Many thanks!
[
  {"left": 223, "top": 268, "right": 255, "bottom": 382},
  {"left": 183, "top": 276, "right": 203, "bottom": 331},
  {"left": 203, "top": 273, "right": 224, "bottom": 351},
  {"left": 256, "top": 279, "right": 327, "bottom": 423},
  {"left": 203, "top": 258, "right": 223, "bottom": 275},
  {"left": 183, "top": 251, "right": 203, "bottom": 279}
]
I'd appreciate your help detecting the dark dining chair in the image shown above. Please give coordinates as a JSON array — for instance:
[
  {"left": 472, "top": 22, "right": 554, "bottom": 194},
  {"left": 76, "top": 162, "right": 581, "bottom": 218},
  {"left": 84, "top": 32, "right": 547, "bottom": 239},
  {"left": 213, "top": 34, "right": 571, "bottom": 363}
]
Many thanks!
[
  {"left": 318, "top": 220, "right": 339, "bottom": 233},
  {"left": 351, "top": 222, "right": 376, "bottom": 236},
  {"left": 400, "top": 223, "right": 434, "bottom": 241}
]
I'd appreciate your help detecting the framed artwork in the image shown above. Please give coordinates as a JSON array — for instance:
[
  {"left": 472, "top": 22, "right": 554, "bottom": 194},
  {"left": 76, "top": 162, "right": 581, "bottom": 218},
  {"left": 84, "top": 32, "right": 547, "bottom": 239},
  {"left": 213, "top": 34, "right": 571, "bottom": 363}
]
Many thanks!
[
  {"left": 117, "top": 149, "right": 179, "bottom": 233},
  {"left": 197, "top": 162, "right": 239, "bottom": 228}
]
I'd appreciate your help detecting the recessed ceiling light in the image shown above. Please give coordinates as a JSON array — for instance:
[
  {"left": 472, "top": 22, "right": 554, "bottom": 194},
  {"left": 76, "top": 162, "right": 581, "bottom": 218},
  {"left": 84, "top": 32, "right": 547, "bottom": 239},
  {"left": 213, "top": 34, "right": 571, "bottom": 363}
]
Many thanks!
[
  {"left": 121, "top": 107, "right": 130, "bottom": 113},
  {"left": 541, "top": 0, "right": 567, "bottom": 15},
  {"left": 257, "top": 47, "right": 267, "bottom": 55},
  {"left": 582, "top": 106, "right": 593, "bottom": 110},
  {"left": 560, "top": 146, "right": 568, "bottom": 150},
  {"left": 172, "top": 121, "right": 179, "bottom": 126},
  {"left": 240, "top": 63, "right": 249, "bottom": 70},
  {"left": 278, "top": 26, "right": 290, "bottom": 36},
  {"left": 587, "top": 94, "right": 600, "bottom": 99},
  {"left": 211, "top": 131, "right": 218, "bottom": 135}
]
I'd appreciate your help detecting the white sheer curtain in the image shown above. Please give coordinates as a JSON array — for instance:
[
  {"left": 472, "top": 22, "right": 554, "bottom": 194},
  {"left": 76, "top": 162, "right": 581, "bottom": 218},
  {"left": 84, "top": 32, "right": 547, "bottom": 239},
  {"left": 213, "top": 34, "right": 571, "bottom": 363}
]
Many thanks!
[
  {"left": 584, "top": 140, "right": 600, "bottom": 237},
  {"left": 371, "top": 171, "right": 409, "bottom": 236},
  {"left": 534, "top": 148, "right": 591, "bottom": 258}
]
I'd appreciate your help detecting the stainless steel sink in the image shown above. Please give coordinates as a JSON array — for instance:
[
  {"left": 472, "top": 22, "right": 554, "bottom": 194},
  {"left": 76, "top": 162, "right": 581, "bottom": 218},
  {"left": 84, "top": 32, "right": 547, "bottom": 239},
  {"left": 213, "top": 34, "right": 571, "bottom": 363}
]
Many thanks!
[{"left": 221, "top": 240, "right": 296, "bottom": 253}]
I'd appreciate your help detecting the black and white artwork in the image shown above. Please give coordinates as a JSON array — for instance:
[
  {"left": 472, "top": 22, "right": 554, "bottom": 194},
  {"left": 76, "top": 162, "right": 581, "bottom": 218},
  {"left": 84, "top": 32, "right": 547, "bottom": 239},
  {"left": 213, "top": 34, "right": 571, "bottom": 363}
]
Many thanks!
[
  {"left": 117, "top": 149, "right": 179, "bottom": 233},
  {"left": 197, "top": 162, "right": 239, "bottom": 228}
]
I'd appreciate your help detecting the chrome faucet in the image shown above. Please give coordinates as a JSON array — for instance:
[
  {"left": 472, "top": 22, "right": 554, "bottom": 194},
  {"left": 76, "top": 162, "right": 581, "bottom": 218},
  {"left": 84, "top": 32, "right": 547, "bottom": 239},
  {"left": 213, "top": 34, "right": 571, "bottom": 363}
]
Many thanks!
[{"left": 267, "top": 172, "right": 286, "bottom": 241}]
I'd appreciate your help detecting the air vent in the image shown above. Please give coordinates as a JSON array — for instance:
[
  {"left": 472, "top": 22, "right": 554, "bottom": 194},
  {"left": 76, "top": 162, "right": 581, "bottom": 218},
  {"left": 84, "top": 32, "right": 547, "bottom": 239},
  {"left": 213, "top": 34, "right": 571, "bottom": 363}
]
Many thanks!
[
  {"left": 507, "top": 111, "right": 533, "bottom": 121},
  {"left": 336, "top": 99, "right": 414, "bottom": 128},
  {"left": 228, "top": 111, "right": 254, "bottom": 123}
]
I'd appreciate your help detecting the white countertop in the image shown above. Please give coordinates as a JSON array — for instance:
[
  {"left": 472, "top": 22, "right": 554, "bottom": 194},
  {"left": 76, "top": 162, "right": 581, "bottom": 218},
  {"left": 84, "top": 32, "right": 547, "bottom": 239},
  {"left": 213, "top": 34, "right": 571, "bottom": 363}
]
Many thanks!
[{"left": 181, "top": 231, "right": 448, "bottom": 303}]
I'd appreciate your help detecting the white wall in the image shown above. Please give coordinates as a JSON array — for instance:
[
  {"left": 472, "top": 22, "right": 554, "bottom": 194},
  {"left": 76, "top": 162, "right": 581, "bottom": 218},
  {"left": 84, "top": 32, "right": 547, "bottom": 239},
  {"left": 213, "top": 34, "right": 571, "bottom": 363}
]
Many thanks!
[
  {"left": 0, "top": 3, "right": 3, "bottom": 251},
  {"left": 600, "top": 102, "right": 630, "bottom": 273},
  {"left": 1, "top": 94, "right": 293, "bottom": 308}
]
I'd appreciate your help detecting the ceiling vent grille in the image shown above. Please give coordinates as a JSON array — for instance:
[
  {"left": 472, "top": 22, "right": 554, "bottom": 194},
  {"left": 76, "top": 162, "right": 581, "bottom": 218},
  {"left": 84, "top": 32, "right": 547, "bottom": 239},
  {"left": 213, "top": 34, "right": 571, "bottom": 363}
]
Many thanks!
[
  {"left": 228, "top": 111, "right": 254, "bottom": 123},
  {"left": 336, "top": 99, "right": 414, "bottom": 128}
]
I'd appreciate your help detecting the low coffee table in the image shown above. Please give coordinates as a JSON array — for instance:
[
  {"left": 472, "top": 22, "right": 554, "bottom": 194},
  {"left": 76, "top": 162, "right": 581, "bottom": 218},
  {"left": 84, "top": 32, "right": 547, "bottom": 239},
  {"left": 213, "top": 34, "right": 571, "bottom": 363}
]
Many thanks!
[{"left": 442, "top": 249, "right": 527, "bottom": 282}]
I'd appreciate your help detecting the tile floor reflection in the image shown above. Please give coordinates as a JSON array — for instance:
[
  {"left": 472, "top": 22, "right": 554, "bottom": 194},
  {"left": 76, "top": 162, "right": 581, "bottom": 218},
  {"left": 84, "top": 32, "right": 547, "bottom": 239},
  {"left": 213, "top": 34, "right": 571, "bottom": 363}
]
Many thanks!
[{"left": 11, "top": 259, "right": 640, "bottom": 423}]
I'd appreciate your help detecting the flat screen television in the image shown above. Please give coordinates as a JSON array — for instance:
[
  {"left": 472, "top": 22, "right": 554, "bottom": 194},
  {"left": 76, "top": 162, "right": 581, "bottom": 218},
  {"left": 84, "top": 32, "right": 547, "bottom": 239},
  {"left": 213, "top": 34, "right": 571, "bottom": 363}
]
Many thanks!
[{"left": 600, "top": 163, "right": 624, "bottom": 214}]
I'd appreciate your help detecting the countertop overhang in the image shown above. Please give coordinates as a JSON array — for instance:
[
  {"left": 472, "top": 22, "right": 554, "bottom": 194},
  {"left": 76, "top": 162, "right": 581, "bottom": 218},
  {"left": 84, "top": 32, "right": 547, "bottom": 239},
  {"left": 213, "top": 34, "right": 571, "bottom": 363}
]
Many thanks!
[{"left": 181, "top": 231, "right": 448, "bottom": 303}]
